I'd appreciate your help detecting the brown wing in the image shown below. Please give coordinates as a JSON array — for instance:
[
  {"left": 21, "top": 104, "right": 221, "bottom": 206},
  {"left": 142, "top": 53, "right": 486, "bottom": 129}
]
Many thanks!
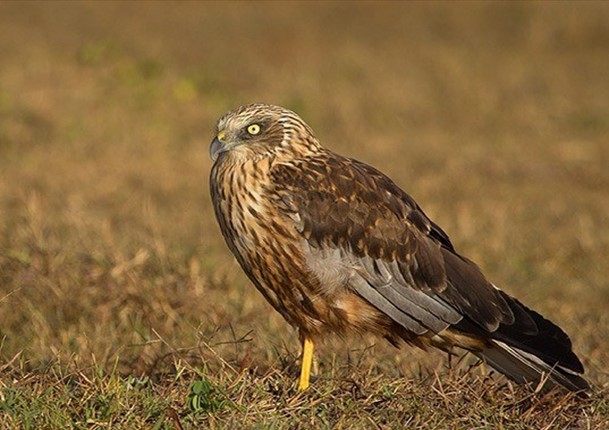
[
  {"left": 271, "top": 151, "right": 586, "bottom": 376},
  {"left": 271, "top": 152, "right": 522, "bottom": 334}
]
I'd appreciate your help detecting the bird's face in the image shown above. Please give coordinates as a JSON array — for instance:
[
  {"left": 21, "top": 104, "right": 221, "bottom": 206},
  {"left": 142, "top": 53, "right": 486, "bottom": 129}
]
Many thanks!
[
  {"left": 210, "top": 104, "right": 287, "bottom": 162},
  {"left": 210, "top": 104, "right": 319, "bottom": 163}
]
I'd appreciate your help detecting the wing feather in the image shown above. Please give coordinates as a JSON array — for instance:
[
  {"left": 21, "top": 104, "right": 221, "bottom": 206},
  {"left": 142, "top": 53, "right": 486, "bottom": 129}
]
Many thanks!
[
  {"left": 349, "top": 273, "right": 429, "bottom": 334},
  {"left": 356, "top": 257, "right": 462, "bottom": 326},
  {"left": 352, "top": 256, "right": 461, "bottom": 333},
  {"left": 269, "top": 138, "right": 587, "bottom": 388},
  {"left": 272, "top": 154, "right": 515, "bottom": 335}
]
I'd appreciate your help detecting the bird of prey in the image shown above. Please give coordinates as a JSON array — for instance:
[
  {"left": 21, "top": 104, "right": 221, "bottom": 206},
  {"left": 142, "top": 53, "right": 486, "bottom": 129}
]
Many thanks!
[{"left": 209, "top": 103, "right": 589, "bottom": 393}]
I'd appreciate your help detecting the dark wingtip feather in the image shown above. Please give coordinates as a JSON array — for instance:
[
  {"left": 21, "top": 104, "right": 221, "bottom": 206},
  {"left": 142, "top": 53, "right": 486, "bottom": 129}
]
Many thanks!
[{"left": 493, "top": 295, "right": 584, "bottom": 374}]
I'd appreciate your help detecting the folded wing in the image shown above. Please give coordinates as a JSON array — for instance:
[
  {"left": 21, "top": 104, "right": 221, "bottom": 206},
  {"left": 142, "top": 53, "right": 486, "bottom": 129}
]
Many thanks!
[{"left": 272, "top": 153, "right": 588, "bottom": 392}]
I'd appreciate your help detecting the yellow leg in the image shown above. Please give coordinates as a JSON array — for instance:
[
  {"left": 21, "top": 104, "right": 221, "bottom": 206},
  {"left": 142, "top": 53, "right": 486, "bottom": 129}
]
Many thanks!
[{"left": 298, "top": 337, "right": 314, "bottom": 391}]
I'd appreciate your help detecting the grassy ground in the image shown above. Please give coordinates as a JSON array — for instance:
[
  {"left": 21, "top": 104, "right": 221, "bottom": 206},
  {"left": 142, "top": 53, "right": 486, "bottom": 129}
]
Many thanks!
[{"left": 1, "top": 2, "right": 608, "bottom": 428}]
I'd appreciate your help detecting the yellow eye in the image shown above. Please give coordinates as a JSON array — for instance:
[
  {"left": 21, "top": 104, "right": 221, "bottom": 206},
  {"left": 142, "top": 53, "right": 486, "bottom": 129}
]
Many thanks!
[{"left": 247, "top": 124, "right": 261, "bottom": 135}]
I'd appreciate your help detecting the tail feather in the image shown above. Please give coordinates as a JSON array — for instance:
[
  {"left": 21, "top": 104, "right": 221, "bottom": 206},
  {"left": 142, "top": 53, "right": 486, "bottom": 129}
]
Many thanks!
[
  {"left": 473, "top": 339, "right": 590, "bottom": 393},
  {"left": 438, "top": 324, "right": 590, "bottom": 394},
  {"left": 439, "top": 285, "right": 591, "bottom": 394}
]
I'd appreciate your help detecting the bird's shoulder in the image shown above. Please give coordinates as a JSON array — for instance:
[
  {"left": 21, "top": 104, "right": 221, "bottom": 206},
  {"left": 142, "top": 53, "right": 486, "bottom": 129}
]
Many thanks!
[
  {"left": 268, "top": 150, "right": 449, "bottom": 291},
  {"left": 270, "top": 150, "right": 453, "bottom": 249}
]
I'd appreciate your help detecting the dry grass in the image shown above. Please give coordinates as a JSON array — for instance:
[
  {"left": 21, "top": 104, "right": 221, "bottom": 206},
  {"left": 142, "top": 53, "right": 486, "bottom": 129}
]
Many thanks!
[{"left": 0, "top": 2, "right": 608, "bottom": 428}]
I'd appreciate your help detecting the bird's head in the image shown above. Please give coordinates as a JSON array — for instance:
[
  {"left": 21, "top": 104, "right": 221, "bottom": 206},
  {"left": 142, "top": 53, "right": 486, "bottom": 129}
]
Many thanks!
[{"left": 210, "top": 104, "right": 319, "bottom": 162}]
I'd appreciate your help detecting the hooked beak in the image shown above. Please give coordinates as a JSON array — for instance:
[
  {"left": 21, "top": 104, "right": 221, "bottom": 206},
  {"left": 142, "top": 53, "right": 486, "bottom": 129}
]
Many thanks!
[
  {"left": 210, "top": 130, "right": 228, "bottom": 162},
  {"left": 210, "top": 137, "right": 226, "bottom": 162}
]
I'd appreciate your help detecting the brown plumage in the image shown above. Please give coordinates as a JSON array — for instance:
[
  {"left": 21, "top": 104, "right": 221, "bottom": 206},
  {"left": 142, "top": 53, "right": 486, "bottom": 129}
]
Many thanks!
[{"left": 209, "top": 103, "right": 589, "bottom": 393}]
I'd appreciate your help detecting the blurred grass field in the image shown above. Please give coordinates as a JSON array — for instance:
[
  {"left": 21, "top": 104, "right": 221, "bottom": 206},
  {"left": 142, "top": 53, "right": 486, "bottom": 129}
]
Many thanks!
[{"left": 1, "top": 1, "right": 609, "bottom": 428}]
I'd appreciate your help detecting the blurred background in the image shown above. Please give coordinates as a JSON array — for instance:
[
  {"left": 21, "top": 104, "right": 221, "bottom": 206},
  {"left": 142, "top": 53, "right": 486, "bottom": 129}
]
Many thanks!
[{"left": 0, "top": 0, "right": 608, "bottom": 415}]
